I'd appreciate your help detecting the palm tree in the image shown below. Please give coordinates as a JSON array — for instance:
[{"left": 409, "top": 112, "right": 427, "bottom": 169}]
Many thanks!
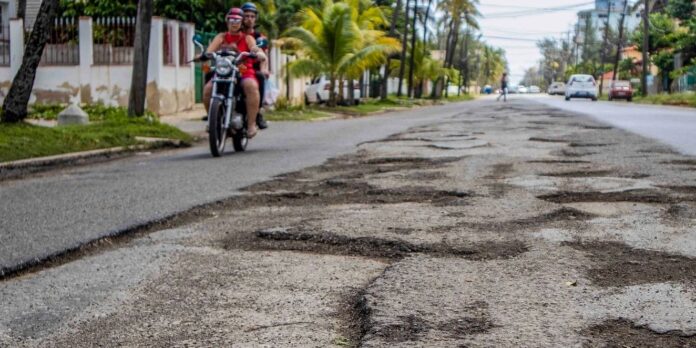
[{"left": 282, "top": 0, "right": 398, "bottom": 106}]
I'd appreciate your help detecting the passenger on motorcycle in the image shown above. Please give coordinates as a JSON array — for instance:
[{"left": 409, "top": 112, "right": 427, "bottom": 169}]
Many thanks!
[
  {"left": 203, "top": 7, "right": 267, "bottom": 138},
  {"left": 241, "top": 2, "right": 269, "bottom": 129}
]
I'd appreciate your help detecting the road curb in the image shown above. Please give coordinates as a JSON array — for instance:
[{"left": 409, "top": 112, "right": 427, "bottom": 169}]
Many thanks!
[{"left": 0, "top": 138, "right": 185, "bottom": 181}]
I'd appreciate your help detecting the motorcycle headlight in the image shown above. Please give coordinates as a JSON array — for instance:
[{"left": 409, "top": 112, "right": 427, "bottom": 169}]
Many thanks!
[{"left": 215, "top": 57, "right": 233, "bottom": 77}]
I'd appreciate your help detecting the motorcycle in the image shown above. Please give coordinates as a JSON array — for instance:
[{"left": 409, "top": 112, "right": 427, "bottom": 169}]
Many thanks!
[{"left": 193, "top": 38, "right": 257, "bottom": 157}]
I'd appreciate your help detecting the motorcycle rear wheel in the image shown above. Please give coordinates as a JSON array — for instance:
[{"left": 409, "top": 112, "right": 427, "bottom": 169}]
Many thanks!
[{"left": 208, "top": 99, "right": 227, "bottom": 157}]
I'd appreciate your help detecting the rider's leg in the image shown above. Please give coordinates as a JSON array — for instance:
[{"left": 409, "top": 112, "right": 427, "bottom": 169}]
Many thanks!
[
  {"left": 255, "top": 71, "right": 268, "bottom": 129},
  {"left": 243, "top": 78, "right": 260, "bottom": 137},
  {"left": 203, "top": 81, "right": 213, "bottom": 113}
]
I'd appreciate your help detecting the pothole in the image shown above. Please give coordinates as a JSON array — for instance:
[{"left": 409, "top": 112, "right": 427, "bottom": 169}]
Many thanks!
[
  {"left": 661, "top": 159, "right": 696, "bottom": 166},
  {"left": 373, "top": 315, "right": 429, "bottom": 343},
  {"left": 527, "top": 159, "right": 591, "bottom": 164},
  {"left": 564, "top": 241, "right": 696, "bottom": 287},
  {"left": 236, "top": 228, "right": 529, "bottom": 260},
  {"left": 568, "top": 142, "right": 615, "bottom": 147},
  {"left": 583, "top": 319, "right": 696, "bottom": 347},
  {"left": 559, "top": 149, "right": 598, "bottom": 157},
  {"left": 436, "top": 301, "right": 495, "bottom": 338},
  {"left": 540, "top": 170, "right": 615, "bottom": 177},
  {"left": 529, "top": 137, "right": 570, "bottom": 143},
  {"left": 537, "top": 190, "right": 676, "bottom": 204}
]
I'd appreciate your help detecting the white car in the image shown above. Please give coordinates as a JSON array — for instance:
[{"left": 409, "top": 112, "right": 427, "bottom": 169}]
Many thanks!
[
  {"left": 529, "top": 85, "right": 541, "bottom": 93},
  {"left": 565, "top": 74, "right": 598, "bottom": 101},
  {"left": 304, "top": 76, "right": 361, "bottom": 105},
  {"left": 518, "top": 85, "right": 528, "bottom": 93},
  {"left": 548, "top": 82, "right": 566, "bottom": 95}
]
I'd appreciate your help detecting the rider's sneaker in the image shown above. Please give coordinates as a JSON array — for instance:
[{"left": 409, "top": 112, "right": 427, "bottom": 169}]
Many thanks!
[{"left": 257, "top": 113, "right": 268, "bottom": 129}]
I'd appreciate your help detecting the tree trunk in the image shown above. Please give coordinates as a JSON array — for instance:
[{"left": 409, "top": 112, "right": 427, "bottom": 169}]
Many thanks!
[
  {"left": 17, "top": 0, "right": 27, "bottom": 20},
  {"left": 346, "top": 78, "right": 355, "bottom": 106},
  {"left": 461, "top": 28, "right": 469, "bottom": 93},
  {"left": 1, "top": 0, "right": 59, "bottom": 123},
  {"left": 407, "top": 0, "right": 418, "bottom": 98},
  {"left": 128, "top": 0, "right": 154, "bottom": 117},
  {"left": 598, "top": 2, "right": 612, "bottom": 97},
  {"left": 329, "top": 74, "right": 337, "bottom": 107},
  {"left": 444, "top": 18, "right": 454, "bottom": 67},
  {"left": 612, "top": 0, "right": 628, "bottom": 81},
  {"left": 397, "top": 0, "right": 411, "bottom": 97},
  {"left": 641, "top": 0, "right": 649, "bottom": 96},
  {"left": 381, "top": 0, "right": 403, "bottom": 99}
]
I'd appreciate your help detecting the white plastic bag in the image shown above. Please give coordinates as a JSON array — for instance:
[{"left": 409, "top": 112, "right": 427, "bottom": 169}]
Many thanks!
[{"left": 264, "top": 78, "right": 279, "bottom": 106}]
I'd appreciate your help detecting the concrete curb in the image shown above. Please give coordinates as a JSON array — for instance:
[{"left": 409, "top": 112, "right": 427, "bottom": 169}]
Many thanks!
[{"left": 0, "top": 138, "right": 184, "bottom": 181}]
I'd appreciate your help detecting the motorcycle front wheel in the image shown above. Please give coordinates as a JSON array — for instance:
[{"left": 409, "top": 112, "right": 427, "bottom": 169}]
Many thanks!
[{"left": 208, "top": 99, "right": 227, "bottom": 157}]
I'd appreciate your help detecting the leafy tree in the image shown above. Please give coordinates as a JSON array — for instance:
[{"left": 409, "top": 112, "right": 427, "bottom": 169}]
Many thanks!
[
  {"left": 282, "top": 0, "right": 398, "bottom": 106},
  {"left": 666, "top": 0, "right": 695, "bottom": 21}
]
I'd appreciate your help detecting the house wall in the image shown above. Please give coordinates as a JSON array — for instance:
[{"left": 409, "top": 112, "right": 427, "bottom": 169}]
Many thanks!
[{"left": 0, "top": 17, "right": 195, "bottom": 115}]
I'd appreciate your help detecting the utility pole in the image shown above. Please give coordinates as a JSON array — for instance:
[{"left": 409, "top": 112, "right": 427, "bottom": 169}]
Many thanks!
[
  {"left": 128, "top": 0, "right": 154, "bottom": 116},
  {"left": 641, "top": 0, "right": 649, "bottom": 96},
  {"left": 598, "top": 1, "right": 612, "bottom": 97},
  {"left": 407, "top": 0, "right": 418, "bottom": 98},
  {"left": 612, "top": 0, "right": 628, "bottom": 82}
]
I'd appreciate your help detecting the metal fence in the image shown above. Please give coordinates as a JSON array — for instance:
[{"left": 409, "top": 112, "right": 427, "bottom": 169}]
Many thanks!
[
  {"left": 0, "top": 26, "right": 9, "bottom": 66},
  {"left": 93, "top": 17, "right": 136, "bottom": 65},
  {"left": 36, "top": 17, "right": 79, "bottom": 66}
]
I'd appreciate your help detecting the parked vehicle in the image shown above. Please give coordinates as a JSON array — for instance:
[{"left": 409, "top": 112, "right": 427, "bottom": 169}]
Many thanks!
[
  {"left": 529, "top": 85, "right": 541, "bottom": 93},
  {"left": 608, "top": 80, "right": 633, "bottom": 102},
  {"left": 193, "top": 40, "right": 257, "bottom": 156},
  {"left": 547, "top": 82, "right": 566, "bottom": 95},
  {"left": 518, "top": 85, "right": 528, "bottom": 94},
  {"left": 565, "top": 74, "right": 598, "bottom": 101},
  {"left": 482, "top": 85, "right": 493, "bottom": 94},
  {"left": 304, "top": 76, "right": 361, "bottom": 105},
  {"left": 508, "top": 85, "right": 519, "bottom": 94}
]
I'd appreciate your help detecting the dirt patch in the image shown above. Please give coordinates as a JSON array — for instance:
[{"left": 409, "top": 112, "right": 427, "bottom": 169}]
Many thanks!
[
  {"left": 665, "top": 203, "right": 696, "bottom": 220},
  {"left": 234, "top": 228, "right": 529, "bottom": 260},
  {"left": 583, "top": 319, "right": 696, "bottom": 347},
  {"left": 564, "top": 241, "right": 696, "bottom": 287},
  {"left": 374, "top": 315, "right": 429, "bottom": 343},
  {"left": 437, "top": 301, "right": 495, "bottom": 337},
  {"left": 537, "top": 190, "right": 676, "bottom": 204},
  {"left": 529, "top": 137, "right": 570, "bottom": 143},
  {"left": 485, "top": 163, "right": 515, "bottom": 179},
  {"left": 560, "top": 149, "right": 598, "bottom": 157},
  {"left": 540, "top": 170, "right": 615, "bottom": 177},
  {"left": 335, "top": 288, "right": 372, "bottom": 348}
]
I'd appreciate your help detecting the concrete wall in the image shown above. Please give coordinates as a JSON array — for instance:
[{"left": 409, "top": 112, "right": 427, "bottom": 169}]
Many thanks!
[{"left": 0, "top": 17, "right": 195, "bottom": 115}]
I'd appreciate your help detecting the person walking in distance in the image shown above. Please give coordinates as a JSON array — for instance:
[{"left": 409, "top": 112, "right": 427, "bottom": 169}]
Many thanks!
[{"left": 497, "top": 72, "right": 509, "bottom": 102}]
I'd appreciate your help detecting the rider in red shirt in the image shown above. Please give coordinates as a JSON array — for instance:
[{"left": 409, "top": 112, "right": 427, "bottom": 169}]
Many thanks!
[{"left": 203, "top": 7, "right": 266, "bottom": 138}]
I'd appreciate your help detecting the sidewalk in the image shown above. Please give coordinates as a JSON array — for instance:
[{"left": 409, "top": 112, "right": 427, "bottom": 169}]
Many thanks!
[{"left": 159, "top": 104, "right": 207, "bottom": 137}]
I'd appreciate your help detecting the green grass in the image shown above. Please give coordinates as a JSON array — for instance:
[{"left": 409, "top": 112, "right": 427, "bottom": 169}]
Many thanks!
[
  {"left": 632, "top": 93, "right": 696, "bottom": 108},
  {"left": 331, "top": 98, "right": 414, "bottom": 115},
  {"left": 444, "top": 93, "right": 475, "bottom": 102},
  {"left": 264, "top": 107, "right": 333, "bottom": 121},
  {"left": 0, "top": 106, "right": 192, "bottom": 163}
]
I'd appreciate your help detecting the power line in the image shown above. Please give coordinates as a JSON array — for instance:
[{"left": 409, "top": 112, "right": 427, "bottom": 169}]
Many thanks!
[{"left": 482, "top": 1, "right": 594, "bottom": 18}]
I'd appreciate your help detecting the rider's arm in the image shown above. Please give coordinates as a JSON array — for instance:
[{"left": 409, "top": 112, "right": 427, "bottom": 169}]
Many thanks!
[
  {"left": 246, "top": 35, "right": 266, "bottom": 62},
  {"left": 206, "top": 34, "right": 224, "bottom": 53}
]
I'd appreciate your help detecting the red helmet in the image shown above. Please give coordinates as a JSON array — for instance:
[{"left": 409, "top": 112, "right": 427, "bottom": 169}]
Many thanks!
[{"left": 227, "top": 7, "right": 243, "bottom": 21}]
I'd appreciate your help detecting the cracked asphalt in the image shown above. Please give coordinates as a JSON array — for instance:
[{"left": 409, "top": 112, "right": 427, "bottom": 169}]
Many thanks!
[{"left": 2, "top": 99, "right": 696, "bottom": 347}]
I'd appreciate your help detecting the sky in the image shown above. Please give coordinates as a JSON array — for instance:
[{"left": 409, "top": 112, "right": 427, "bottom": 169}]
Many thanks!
[{"left": 475, "top": 0, "right": 598, "bottom": 84}]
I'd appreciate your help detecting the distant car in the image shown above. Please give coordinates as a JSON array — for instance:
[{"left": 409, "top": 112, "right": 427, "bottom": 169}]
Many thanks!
[
  {"left": 548, "top": 82, "right": 566, "bottom": 95},
  {"left": 529, "top": 85, "right": 541, "bottom": 93},
  {"left": 482, "top": 85, "right": 493, "bottom": 94},
  {"left": 565, "top": 74, "right": 598, "bottom": 101},
  {"left": 518, "top": 85, "right": 528, "bottom": 94},
  {"left": 304, "top": 75, "right": 361, "bottom": 105},
  {"left": 508, "top": 85, "right": 519, "bottom": 94},
  {"left": 608, "top": 80, "right": 633, "bottom": 102}
]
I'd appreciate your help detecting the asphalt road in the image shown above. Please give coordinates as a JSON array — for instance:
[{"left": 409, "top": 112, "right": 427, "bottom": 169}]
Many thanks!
[
  {"left": 0, "top": 102, "right": 469, "bottom": 274},
  {"left": 526, "top": 94, "right": 696, "bottom": 156}
]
